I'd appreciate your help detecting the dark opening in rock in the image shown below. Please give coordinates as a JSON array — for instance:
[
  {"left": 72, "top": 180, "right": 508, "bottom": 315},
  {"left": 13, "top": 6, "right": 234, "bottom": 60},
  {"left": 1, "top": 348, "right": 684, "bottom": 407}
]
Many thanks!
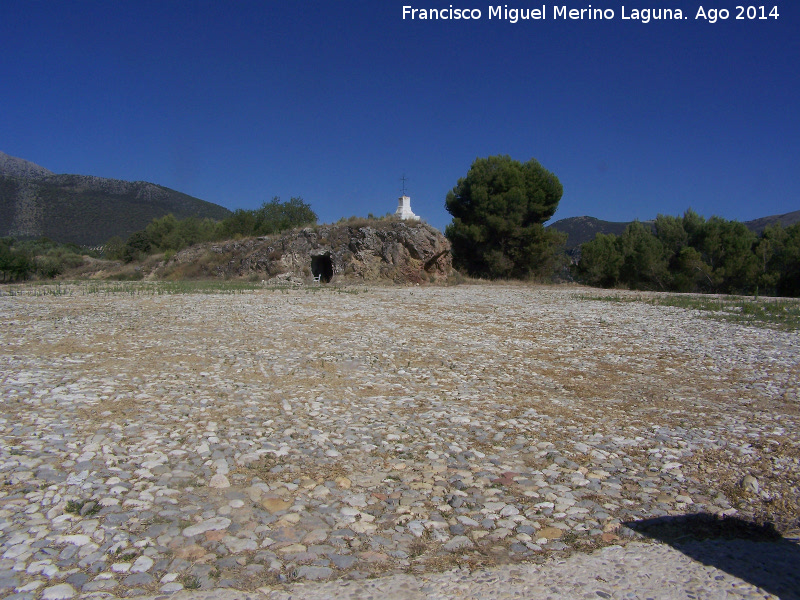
[{"left": 311, "top": 254, "right": 333, "bottom": 283}]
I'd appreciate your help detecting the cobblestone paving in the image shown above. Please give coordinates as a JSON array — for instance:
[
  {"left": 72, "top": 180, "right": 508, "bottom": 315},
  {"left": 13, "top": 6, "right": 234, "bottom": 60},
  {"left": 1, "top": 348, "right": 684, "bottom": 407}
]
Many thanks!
[{"left": 1, "top": 284, "right": 798, "bottom": 599}]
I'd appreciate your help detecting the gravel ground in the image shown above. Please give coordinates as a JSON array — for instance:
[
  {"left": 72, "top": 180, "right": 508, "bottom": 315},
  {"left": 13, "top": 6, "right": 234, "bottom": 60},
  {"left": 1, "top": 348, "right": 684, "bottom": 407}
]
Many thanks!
[
  {"left": 88, "top": 538, "right": 800, "bottom": 600},
  {"left": 1, "top": 283, "right": 798, "bottom": 600}
]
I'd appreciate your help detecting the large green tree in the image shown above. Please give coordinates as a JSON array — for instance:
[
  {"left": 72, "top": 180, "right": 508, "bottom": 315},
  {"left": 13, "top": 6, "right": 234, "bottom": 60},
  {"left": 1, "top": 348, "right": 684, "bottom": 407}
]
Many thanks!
[
  {"left": 576, "top": 233, "right": 623, "bottom": 288},
  {"left": 769, "top": 223, "right": 800, "bottom": 297},
  {"left": 620, "top": 222, "right": 670, "bottom": 290},
  {"left": 445, "top": 155, "right": 565, "bottom": 279}
]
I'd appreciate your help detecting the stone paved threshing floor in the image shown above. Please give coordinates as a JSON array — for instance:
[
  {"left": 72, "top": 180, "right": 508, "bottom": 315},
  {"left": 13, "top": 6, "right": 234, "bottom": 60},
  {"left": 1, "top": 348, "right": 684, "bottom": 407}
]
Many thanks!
[{"left": 1, "top": 283, "right": 798, "bottom": 599}]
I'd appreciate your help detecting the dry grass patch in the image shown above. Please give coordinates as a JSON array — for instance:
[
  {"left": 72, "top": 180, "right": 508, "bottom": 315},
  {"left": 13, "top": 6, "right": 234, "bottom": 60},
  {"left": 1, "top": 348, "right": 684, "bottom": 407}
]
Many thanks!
[
  {"left": 684, "top": 444, "right": 800, "bottom": 536},
  {"left": 233, "top": 456, "right": 352, "bottom": 485}
]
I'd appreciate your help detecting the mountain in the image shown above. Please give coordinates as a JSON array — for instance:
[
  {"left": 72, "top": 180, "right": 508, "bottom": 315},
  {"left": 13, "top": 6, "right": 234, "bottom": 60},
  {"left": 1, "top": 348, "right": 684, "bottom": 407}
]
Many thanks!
[
  {"left": 547, "top": 216, "right": 641, "bottom": 250},
  {"left": 742, "top": 210, "right": 800, "bottom": 233},
  {"left": 0, "top": 151, "right": 232, "bottom": 246},
  {"left": 0, "top": 151, "right": 54, "bottom": 179},
  {"left": 549, "top": 211, "right": 800, "bottom": 250}
]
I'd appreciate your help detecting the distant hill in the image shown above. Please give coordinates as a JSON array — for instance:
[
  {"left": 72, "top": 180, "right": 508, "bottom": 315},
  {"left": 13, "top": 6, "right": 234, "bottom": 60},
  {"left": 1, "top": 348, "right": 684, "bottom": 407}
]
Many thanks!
[
  {"left": 743, "top": 210, "right": 800, "bottom": 233},
  {"left": 549, "top": 211, "right": 800, "bottom": 250},
  {"left": 547, "top": 216, "right": 644, "bottom": 250},
  {"left": 0, "top": 151, "right": 232, "bottom": 246}
]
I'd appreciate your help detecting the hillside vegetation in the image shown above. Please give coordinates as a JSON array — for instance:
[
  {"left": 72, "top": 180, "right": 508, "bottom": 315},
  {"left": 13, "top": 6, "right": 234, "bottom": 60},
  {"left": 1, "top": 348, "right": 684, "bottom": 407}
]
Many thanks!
[
  {"left": 0, "top": 197, "right": 318, "bottom": 281},
  {"left": 0, "top": 151, "right": 231, "bottom": 246},
  {"left": 576, "top": 210, "right": 800, "bottom": 296}
]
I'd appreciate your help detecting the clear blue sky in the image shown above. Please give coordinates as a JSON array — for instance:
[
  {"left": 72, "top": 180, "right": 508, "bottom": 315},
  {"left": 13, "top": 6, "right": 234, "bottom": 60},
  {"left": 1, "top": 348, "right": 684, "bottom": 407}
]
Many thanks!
[{"left": 2, "top": 1, "right": 797, "bottom": 232}]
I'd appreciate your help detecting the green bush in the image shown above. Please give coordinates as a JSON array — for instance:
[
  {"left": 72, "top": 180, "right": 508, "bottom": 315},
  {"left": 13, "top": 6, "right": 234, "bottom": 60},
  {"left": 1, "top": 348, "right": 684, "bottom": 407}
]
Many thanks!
[
  {"left": 575, "top": 210, "right": 800, "bottom": 297},
  {"left": 114, "top": 197, "right": 317, "bottom": 263},
  {"left": 0, "top": 238, "right": 34, "bottom": 281}
]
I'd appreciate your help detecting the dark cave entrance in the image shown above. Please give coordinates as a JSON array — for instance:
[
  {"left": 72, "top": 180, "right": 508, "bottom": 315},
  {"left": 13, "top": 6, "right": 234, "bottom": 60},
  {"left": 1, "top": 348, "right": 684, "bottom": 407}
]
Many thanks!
[{"left": 311, "top": 254, "right": 333, "bottom": 283}]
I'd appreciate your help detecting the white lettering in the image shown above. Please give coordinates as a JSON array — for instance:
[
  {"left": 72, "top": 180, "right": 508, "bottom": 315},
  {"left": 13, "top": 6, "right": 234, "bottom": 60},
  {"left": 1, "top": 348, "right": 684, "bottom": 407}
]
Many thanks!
[{"left": 554, "top": 5, "right": 612, "bottom": 19}]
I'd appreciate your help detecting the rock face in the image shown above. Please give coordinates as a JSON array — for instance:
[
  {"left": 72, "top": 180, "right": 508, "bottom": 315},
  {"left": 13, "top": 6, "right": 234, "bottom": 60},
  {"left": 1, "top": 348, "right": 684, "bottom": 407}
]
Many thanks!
[{"left": 168, "top": 220, "right": 452, "bottom": 284}]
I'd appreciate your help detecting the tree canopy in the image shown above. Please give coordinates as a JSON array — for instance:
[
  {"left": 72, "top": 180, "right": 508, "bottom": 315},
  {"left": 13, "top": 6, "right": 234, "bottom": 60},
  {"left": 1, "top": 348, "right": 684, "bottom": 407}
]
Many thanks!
[
  {"left": 220, "top": 196, "right": 317, "bottom": 239},
  {"left": 576, "top": 209, "right": 800, "bottom": 296},
  {"left": 445, "top": 155, "right": 565, "bottom": 279}
]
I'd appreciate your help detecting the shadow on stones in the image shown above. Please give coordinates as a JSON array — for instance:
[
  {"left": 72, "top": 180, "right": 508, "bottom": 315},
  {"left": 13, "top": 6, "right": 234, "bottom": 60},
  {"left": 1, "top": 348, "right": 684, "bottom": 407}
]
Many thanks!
[{"left": 624, "top": 513, "right": 800, "bottom": 600}]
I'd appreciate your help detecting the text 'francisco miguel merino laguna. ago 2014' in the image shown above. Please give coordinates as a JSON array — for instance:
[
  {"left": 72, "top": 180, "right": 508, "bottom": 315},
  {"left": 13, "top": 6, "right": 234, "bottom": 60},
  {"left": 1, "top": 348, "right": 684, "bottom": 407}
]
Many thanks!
[{"left": 401, "top": 5, "right": 781, "bottom": 23}]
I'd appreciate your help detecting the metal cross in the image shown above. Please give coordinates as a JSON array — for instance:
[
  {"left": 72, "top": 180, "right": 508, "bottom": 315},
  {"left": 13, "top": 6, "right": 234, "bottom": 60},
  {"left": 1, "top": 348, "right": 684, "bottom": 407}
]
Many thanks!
[{"left": 400, "top": 174, "right": 408, "bottom": 196}]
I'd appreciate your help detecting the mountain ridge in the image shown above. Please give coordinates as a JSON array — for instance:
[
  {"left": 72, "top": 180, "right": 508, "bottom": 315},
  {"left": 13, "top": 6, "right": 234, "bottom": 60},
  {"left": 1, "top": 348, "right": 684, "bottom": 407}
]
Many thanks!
[
  {"left": 0, "top": 150, "right": 54, "bottom": 179},
  {"left": 548, "top": 211, "right": 800, "bottom": 250},
  {"left": 0, "top": 151, "right": 231, "bottom": 246}
]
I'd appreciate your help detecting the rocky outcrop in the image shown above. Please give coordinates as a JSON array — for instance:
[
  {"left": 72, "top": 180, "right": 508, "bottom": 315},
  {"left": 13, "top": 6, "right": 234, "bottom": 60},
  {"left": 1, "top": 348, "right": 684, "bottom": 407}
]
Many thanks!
[{"left": 167, "top": 220, "right": 452, "bottom": 284}]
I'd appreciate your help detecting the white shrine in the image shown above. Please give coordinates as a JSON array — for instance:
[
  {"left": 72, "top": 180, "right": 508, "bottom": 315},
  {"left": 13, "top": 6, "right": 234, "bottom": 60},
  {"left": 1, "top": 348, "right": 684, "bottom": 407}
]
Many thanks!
[{"left": 395, "top": 194, "right": 420, "bottom": 221}]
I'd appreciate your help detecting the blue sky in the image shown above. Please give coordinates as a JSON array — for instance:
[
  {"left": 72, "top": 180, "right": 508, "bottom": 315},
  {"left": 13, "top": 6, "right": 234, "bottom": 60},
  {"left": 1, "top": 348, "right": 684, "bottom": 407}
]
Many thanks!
[{"left": 1, "top": 1, "right": 797, "bottom": 232}]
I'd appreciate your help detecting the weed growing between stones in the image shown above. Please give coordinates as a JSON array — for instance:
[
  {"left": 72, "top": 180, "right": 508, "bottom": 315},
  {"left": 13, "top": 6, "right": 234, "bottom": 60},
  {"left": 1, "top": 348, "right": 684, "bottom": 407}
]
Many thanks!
[
  {"left": 65, "top": 498, "right": 101, "bottom": 516},
  {"left": 180, "top": 574, "right": 201, "bottom": 589}
]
